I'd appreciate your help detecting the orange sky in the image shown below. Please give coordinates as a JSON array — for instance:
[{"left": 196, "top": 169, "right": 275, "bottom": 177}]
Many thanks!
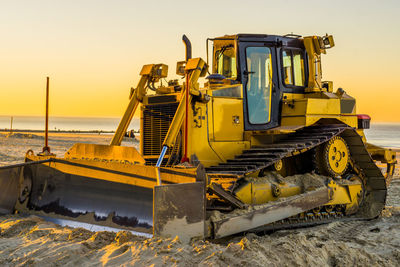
[{"left": 1, "top": 0, "right": 400, "bottom": 122}]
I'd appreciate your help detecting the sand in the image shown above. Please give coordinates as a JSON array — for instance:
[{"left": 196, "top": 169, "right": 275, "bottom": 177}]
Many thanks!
[
  {"left": 0, "top": 183, "right": 400, "bottom": 266},
  {"left": 0, "top": 131, "right": 138, "bottom": 166},
  {"left": 0, "top": 132, "right": 400, "bottom": 266}
]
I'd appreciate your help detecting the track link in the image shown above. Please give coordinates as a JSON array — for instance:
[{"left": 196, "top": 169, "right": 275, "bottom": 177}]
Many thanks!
[{"left": 206, "top": 125, "right": 346, "bottom": 176}]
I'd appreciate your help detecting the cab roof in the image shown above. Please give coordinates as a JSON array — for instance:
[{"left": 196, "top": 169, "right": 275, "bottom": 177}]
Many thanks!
[{"left": 212, "top": 33, "right": 303, "bottom": 47}]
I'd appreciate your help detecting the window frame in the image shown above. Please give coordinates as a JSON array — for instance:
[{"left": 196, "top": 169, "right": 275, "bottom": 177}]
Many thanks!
[
  {"left": 280, "top": 48, "right": 307, "bottom": 89},
  {"left": 214, "top": 45, "right": 238, "bottom": 80},
  {"left": 238, "top": 41, "right": 280, "bottom": 131}
]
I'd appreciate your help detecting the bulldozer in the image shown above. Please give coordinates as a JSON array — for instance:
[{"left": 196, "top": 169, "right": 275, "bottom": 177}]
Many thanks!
[{"left": 0, "top": 33, "right": 397, "bottom": 242}]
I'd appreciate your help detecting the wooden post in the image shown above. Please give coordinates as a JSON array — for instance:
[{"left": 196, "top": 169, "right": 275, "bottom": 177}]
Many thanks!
[
  {"left": 10, "top": 116, "right": 13, "bottom": 134},
  {"left": 43, "top": 77, "right": 50, "bottom": 153}
]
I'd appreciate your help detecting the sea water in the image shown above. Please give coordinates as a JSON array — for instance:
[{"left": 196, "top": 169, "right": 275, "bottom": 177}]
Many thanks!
[
  {"left": 365, "top": 123, "right": 400, "bottom": 149},
  {"left": 0, "top": 116, "right": 139, "bottom": 132},
  {"left": 0, "top": 116, "right": 399, "bottom": 148}
]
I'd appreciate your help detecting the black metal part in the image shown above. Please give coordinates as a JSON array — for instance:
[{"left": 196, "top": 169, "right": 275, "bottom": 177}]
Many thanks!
[
  {"left": 0, "top": 159, "right": 54, "bottom": 214},
  {"left": 147, "top": 94, "right": 177, "bottom": 104},
  {"left": 142, "top": 102, "right": 178, "bottom": 157},
  {"left": 0, "top": 166, "right": 21, "bottom": 214},
  {"left": 24, "top": 163, "right": 153, "bottom": 231},
  {"left": 357, "top": 117, "right": 371, "bottom": 129},
  {"left": 182, "top": 34, "right": 192, "bottom": 61},
  {"left": 208, "top": 183, "right": 247, "bottom": 209}
]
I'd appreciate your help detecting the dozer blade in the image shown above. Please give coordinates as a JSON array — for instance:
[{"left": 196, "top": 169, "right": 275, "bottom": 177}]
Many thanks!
[
  {"left": 19, "top": 162, "right": 154, "bottom": 233},
  {"left": 3, "top": 154, "right": 200, "bottom": 237}
]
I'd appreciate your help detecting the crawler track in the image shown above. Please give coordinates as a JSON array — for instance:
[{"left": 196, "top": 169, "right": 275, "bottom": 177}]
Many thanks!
[
  {"left": 206, "top": 125, "right": 348, "bottom": 176},
  {"left": 206, "top": 124, "right": 387, "bottom": 232}
]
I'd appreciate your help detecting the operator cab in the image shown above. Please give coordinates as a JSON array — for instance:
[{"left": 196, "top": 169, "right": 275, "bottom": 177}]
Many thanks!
[{"left": 211, "top": 34, "right": 308, "bottom": 131}]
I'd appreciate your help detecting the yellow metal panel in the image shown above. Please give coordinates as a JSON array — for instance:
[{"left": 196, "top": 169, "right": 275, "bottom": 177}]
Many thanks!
[
  {"left": 212, "top": 97, "right": 244, "bottom": 141},
  {"left": 252, "top": 183, "right": 301, "bottom": 205},
  {"left": 281, "top": 95, "right": 358, "bottom": 128},
  {"left": 185, "top": 58, "right": 203, "bottom": 71},
  {"left": 188, "top": 102, "right": 224, "bottom": 167},
  {"left": 338, "top": 116, "right": 358, "bottom": 128},
  {"left": 281, "top": 116, "right": 306, "bottom": 127},
  {"left": 327, "top": 183, "right": 362, "bottom": 205},
  {"left": 234, "top": 181, "right": 302, "bottom": 205},
  {"left": 140, "top": 64, "right": 155, "bottom": 75},
  {"left": 306, "top": 99, "right": 340, "bottom": 115},
  {"left": 235, "top": 183, "right": 252, "bottom": 204},
  {"left": 281, "top": 99, "right": 307, "bottom": 116},
  {"left": 305, "top": 116, "right": 326, "bottom": 126},
  {"left": 65, "top": 143, "right": 145, "bottom": 164},
  {"left": 282, "top": 115, "right": 357, "bottom": 128},
  {"left": 27, "top": 155, "right": 197, "bottom": 189}
]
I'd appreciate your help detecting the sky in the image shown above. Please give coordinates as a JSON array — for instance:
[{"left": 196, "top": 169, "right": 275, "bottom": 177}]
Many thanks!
[{"left": 1, "top": 0, "right": 400, "bottom": 122}]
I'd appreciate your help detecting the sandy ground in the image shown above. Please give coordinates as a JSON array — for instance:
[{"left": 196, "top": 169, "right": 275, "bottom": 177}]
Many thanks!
[
  {"left": 0, "top": 132, "right": 138, "bottom": 166},
  {"left": 0, "top": 132, "right": 400, "bottom": 266}
]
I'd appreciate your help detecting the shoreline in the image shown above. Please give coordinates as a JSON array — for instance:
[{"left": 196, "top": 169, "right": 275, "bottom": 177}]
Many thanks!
[
  {"left": 0, "top": 129, "right": 115, "bottom": 134},
  {"left": 1, "top": 129, "right": 397, "bottom": 149}
]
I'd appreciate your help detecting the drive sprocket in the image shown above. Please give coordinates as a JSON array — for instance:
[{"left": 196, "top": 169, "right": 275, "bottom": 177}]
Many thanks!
[{"left": 315, "top": 136, "right": 349, "bottom": 177}]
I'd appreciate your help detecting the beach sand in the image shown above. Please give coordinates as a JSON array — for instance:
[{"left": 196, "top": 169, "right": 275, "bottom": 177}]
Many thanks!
[
  {"left": 0, "top": 132, "right": 399, "bottom": 266},
  {"left": 0, "top": 131, "right": 138, "bottom": 166}
]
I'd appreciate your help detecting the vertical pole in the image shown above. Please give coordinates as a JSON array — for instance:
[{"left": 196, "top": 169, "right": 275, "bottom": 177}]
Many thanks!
[
  {"left": 10, "top": 116, "right": 13, "bottom": 134},
  {"left": 43, "top": 77, "right": 50, "bottom": 153}
]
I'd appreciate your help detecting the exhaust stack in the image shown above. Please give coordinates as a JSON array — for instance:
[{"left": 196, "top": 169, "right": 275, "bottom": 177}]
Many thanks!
[{"left": 182, "top": 34, "right": 192, "bottom": 60}]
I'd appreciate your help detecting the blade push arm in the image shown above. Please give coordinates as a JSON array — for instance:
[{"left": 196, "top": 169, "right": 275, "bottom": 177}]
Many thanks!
[{"left": 111, "top": 64, "right": 157, "bottom": 146}]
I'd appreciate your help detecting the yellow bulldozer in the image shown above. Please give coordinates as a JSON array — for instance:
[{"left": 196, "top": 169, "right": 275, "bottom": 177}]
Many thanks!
[{"left": 0, "top": 33, "right": 397, "bottom": 241}]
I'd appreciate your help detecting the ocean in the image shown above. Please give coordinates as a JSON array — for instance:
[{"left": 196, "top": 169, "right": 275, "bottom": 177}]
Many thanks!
[
  {"left": 0, "top": 116, "right": 140, "bottom": 132},
  {"left": 0, "top": 116, "right": 399, "bottom": 148},
  {"left": 364, "top": 123, "right": 400, "bottom": 149}
]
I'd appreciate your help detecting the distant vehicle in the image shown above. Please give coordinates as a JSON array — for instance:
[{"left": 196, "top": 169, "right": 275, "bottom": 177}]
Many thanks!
[{"left": 124, "top": 130, "right": 135, "bottom": 138}]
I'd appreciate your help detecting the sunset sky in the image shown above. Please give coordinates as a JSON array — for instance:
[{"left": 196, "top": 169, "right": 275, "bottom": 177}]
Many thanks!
[{"left": 1, "top": 0, "right": 399, "bottom": 122}]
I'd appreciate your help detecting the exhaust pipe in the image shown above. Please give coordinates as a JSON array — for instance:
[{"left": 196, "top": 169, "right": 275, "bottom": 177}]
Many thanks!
[
  {"left": 181, "top": 34, "right": 191, "bottom": 163},
  {"left": 182, "top": 34, "right": 192, "bottom": 61}
]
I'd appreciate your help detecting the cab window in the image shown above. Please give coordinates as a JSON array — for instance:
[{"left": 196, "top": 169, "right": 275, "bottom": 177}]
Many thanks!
[
  {"left": 245, "top": 46, "right": 273, "bottom": 124},
  {"left": 215, "top": 45, "right": 237, "bottom": 79},
  {"left": 282, "top": 49, "right": 305, "bottom": 87}
]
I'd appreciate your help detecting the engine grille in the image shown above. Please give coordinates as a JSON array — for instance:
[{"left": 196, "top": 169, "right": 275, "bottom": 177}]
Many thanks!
[{"left": 142, "top": 102, "right": 179, "bottom": 156}]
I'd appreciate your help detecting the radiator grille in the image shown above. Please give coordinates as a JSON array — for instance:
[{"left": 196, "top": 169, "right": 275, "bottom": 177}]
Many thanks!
[{"left": 142, "top": 102, "right": 179, "bottom": 156}]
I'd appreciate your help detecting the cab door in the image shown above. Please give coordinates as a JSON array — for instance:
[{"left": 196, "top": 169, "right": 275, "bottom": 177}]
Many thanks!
[{"left": 239, "top": 43, "right": 280, "bottom": 130}]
